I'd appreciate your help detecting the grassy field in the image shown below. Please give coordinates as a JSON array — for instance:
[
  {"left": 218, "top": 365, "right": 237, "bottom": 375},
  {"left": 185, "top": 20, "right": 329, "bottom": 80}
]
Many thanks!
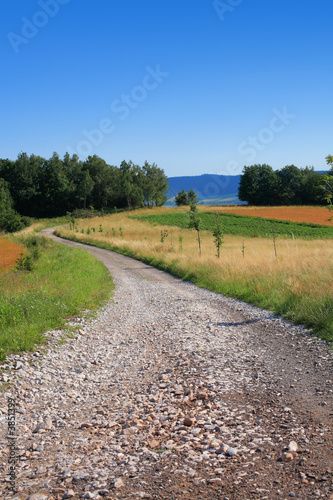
[
  {"left": 132, "top": 211, "right": 333, "bottom": 239},
  {"left": 0, "top": 235, "right": 114, "bottom": 361},
  {"left": 56, "top": 206, "right": 333, "bottom": 343}
]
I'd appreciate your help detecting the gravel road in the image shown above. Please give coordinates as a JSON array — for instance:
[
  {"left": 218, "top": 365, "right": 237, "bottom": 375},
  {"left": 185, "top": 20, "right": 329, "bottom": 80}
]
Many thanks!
[{"left": 0, "top": 229, "right": 332, "bottom": 500}]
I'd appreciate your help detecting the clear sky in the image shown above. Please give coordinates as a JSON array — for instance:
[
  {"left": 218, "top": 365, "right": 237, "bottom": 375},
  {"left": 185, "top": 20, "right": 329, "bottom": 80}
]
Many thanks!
[{"left": 1, "top": 0, "right": 332, "bottom": 177}]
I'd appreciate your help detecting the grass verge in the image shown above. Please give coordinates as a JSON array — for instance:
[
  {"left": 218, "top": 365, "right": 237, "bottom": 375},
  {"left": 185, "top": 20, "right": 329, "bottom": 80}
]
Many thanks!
[
  {"left": 0, "top": 235, "right": 114, "bottom": 361},
  {"left": 55, "top": 228, "right": 333, "bottom": 344}
]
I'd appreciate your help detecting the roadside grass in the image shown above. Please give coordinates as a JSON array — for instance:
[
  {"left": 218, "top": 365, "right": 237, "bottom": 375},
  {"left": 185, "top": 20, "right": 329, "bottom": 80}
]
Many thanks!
[
  {"left": 16, "top": 216, "right": 69, "bottom": 235},
  {"left": 56, "top": 208, "right": 333, "bottom": 343},
  {"left": 0, "top": 235, "right": 114, "bottom": 361}
]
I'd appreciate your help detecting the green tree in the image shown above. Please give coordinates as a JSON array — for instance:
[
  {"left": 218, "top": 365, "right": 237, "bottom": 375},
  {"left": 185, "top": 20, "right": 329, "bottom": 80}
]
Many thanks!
[
  {"left": 175, "top": 189, "right": 189, "bottom": 206},
  {"left": 141, "top": 161, "right": 168, "bottom": 207},
  {"left": 187, "top": 189, "right": 198, "bottom": 205},
  {"left": 238, "top": 164, "right": 279, "bottom": 205},
  {"left": 63, "top": 152, "right": 84, "bottom": 211},
  {"left": 84, "top": 155, "right": 115, "bottom": 209},
  {"left": 323, "top": 155, "right": 333, "bottom": 220},
  {"left": 299, "top": 167, "right": 324, "bottom": 205},
  {"left": 119, "top": 160, "right": 144, "bottom": 209},
  {"left": 0, "top": 178, "right": 13, "bottom": 218},
  {"left": 325, "top": 155, "right": 333, "bottom": 171},
  {"left": 78, "top": 170, "right": 94, "bottom": 209},
  {"left": 5, "top": 153, "right": 43, "bottom": 216},
  {"left": 40, "top": 152, "right": 71, "bottom": 216},
  {"left": 238, "top": 166, "right": 260, "bottom": 205},
  {"left": 0, "top": 178, "right": 26, "bottom": 233},
  {"left": 277, "top": 165, "right": 303, "bottom": 205}
]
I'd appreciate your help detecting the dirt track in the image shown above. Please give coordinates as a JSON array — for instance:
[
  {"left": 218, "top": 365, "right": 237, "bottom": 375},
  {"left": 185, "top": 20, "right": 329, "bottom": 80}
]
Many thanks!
[{"left": 0, "top": 229, "right": 332, "bottom": 499}]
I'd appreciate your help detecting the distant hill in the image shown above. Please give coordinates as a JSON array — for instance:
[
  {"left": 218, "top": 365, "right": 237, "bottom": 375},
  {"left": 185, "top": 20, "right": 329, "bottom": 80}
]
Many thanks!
[{"left": 166, "top": 174, "right": 242, "bottom": 206}]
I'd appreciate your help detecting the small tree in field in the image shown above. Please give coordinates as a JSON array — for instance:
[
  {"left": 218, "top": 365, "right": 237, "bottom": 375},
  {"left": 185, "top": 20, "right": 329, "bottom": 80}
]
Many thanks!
[
  {"left": 179, "top": 233, "right": 184, "bottom": 252},
  {"left": 188, "top": 204, "right": 201, "bottom": 256},
  {"left": 188, "top": 189, "right": 198, "bottom": 205},
  {"left": 175, "top": 188, "right": 198, "bottom": 206},
  {"left": 213, "top": 212, "right": 224, "bottom": 258},
  {"left": 323, "top": 155, "right": 333, "bottom": 221}
]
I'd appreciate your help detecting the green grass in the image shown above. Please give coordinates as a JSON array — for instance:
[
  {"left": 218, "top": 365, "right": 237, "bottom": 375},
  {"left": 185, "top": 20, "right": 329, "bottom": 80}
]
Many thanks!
[
  {"left": 186, "top": 264, "right": 333, "bottom": 343},
  {"left": 0, "top": 235, "right": 114, "bottom": 360},
  {"left": 131, "top": 212, "right": 333, "bottom": 239}
]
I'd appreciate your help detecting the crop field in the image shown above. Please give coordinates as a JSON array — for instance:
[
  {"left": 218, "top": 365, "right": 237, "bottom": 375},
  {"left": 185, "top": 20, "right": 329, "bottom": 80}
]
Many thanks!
[
  {"left": 0, "top": 238, "right": 24, "bottom": 272},
  {"left": 132, "top": 211, "right": 333, "bottom": 239},
  {"left": 57, "top": 206, "right": 333, "bottom": 342},
  {"left": 212, "top": 206, "right": 333, "bottom": 226}
]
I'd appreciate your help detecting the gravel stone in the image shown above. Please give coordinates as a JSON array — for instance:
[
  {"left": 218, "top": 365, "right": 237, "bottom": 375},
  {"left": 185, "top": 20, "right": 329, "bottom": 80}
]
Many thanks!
[{"left": 0, "top": 229, "right": 331, "bottom": 500}]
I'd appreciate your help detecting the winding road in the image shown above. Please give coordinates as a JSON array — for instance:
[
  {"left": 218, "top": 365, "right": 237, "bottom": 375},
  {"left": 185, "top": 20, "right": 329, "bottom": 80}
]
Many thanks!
[{"left": 0, "top": 228, "right": 332, "bottom": 499}]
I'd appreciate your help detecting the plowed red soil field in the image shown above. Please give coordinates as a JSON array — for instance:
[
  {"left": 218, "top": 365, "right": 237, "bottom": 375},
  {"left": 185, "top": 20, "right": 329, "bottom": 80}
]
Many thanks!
[
  {"left": 221, "top": 206, "right": 332, "bottom": 225},
  {"left": 0, "top": 238, "right": 24, "bottom": 271}
]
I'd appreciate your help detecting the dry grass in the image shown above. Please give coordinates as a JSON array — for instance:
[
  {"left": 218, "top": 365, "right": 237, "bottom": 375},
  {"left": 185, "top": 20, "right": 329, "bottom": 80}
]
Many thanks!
[
  {"left": 58, "top": 208, "right": 333, "bottom": 303},
  {"left": 0, "top": 238, "right": 24, "bottom": 272}
]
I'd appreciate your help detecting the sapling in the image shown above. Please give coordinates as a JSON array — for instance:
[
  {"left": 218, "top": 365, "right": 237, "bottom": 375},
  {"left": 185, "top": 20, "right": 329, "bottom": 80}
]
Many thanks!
[
  {"left": 68, "top": 216, "right": 76, "bottom": 231},
  {"left": 273, "top": 235, "right": 277, "bottom": 258},
  {"left": 119, "top": 227, "right": 123, "bottom": 238},
  {"left": 112, "top": 227, "right": 116, "bottom": 237},
  {"left": 179, "top": 233, "right": 184, "bottom": 252},
  {"left": 160, "top": 229, "right": 168, "bottom": 243},
  {"left": 16, "top": 253, "right": 34, "bottom": 271},
  {"left": 99, "top": 224, "right": 103, "bottom": 232},
  {"left": 212, "top": 212, "right": 224, "bottom": 258},
  {"left": 188, "top": 204, "right": 201, "bottom": 256}
]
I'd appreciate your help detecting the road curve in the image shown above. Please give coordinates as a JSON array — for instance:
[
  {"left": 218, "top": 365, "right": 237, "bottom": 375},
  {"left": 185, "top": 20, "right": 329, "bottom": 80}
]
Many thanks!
[{"left": 0, "top": 228, "right": 331, "bottom": 499}]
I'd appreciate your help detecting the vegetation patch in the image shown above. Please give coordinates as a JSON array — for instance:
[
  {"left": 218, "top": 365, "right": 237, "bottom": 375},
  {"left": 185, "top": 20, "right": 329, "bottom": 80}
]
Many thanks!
[
  {"left": 0, "top": 238, "right": 25, "bottom": 271},
  {"left": 132, "top": 211, "right": 333, "bottom": 239},
  {"left": 56, "top": 211, "right": 333, "bottom": 343},
  {"left": 0, "top": 235, "right": 114, "bottom": 361}
]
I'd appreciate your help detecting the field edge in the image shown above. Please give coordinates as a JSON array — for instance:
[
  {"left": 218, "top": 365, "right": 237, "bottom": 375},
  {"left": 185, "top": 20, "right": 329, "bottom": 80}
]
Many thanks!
[{"left": 54, "top": 229, "right": 333, "bottom": 345}]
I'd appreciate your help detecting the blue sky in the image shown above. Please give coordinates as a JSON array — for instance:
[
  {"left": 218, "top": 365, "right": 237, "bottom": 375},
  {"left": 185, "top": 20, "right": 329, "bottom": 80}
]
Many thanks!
[{"left": 1, "top": 0, "right": 332, "bottom": 177}]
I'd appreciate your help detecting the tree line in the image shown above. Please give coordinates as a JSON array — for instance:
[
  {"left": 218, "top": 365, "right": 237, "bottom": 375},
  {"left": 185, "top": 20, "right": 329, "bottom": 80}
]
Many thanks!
[
  {"left": 0, "top": 152, "right": 169, "bottom": 231},
  {"left": 238, "top": 160, "right": 333, "bottom": 206}
]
